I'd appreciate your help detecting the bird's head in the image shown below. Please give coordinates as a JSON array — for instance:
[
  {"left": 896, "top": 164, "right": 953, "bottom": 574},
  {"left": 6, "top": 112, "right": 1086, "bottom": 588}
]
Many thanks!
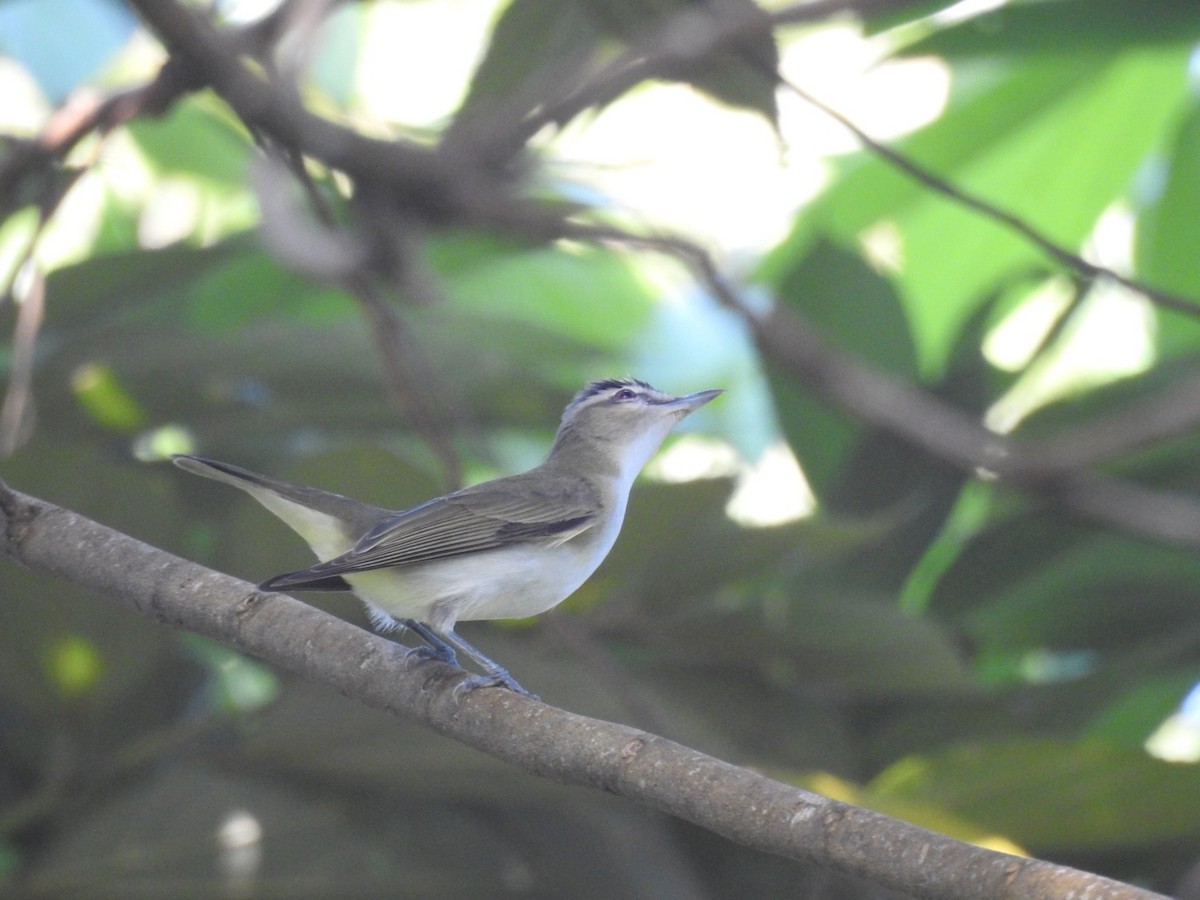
[{"left": 550, "top": 378, "right": 723, "bottom": 480}]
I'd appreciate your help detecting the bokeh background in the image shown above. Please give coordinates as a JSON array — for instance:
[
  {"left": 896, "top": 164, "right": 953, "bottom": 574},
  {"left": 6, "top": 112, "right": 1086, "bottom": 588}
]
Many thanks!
[{"left": 3, "top": 0, "right": 1200, "bottom": 896}]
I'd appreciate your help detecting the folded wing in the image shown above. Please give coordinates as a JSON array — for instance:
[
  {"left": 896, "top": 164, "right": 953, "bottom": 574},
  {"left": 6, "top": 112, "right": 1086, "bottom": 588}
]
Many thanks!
[{"left": 261, "top": 471, "right": 599, "bottom": 589}]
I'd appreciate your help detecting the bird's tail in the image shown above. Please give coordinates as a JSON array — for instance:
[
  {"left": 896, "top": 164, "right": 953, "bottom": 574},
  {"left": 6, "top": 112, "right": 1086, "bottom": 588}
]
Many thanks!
[{"left": 172, "top": 454, "right": 381, "bottom": 561}]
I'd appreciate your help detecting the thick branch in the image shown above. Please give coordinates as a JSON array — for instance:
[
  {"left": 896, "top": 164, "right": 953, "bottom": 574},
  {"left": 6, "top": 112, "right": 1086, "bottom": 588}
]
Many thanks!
[{"left": 0, "top": 484, "right": 1163, "bottom": 900}]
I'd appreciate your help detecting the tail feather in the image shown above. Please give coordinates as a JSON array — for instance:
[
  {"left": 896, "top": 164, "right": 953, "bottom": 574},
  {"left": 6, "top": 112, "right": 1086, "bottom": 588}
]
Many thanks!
[{"left": 172, "top": 453, "right": 387, "bottom": 567}]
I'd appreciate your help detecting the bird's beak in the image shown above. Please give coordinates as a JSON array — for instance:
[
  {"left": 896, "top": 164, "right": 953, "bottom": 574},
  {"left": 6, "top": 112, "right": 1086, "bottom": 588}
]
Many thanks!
[{"left": 666, "top": 388, "right": 724, "bottom": 413}]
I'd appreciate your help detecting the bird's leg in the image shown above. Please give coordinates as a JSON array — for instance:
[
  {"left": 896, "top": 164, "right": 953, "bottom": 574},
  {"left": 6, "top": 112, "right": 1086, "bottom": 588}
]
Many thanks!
[
  {"left": 437, "top": 627, "right": 537, "bottom": 700},
  {"left": 404, "top": 620, "right": 459, "bottom": 666},
  {"left": 367, "top": 609, "right": 459, "bottom": 666}
]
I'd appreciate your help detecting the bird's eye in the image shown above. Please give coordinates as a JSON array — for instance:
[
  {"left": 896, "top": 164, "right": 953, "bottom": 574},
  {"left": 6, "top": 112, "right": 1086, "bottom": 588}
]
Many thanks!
[{"left": 613, "top": 388, "right": 637, "bottom": 401}]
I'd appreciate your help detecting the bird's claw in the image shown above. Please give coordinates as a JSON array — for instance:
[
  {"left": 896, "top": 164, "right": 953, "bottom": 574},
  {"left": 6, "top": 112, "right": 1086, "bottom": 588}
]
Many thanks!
[
  {"left": 404, "top": 643, "right": 458, "bottom": 667},
  {"left": 450, "top": 672, "right": 539, "bottom": 702}
]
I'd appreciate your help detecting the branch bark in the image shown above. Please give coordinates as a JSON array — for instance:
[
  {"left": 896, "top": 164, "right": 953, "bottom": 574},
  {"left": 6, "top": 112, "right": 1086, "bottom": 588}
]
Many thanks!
[{"left": 0, "top": 483, "right": 1167, "bottom": 900}]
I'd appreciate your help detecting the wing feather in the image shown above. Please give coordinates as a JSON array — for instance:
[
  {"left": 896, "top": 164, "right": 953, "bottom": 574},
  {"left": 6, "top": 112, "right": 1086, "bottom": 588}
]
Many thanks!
[{"left": 264, "top": 471, "right": 599, "bottom": 588}]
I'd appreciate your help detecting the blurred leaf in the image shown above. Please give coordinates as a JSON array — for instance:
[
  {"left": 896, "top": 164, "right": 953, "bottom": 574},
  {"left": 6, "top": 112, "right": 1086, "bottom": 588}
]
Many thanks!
[
  {"left": 1134, "top": 99, "right": 1200, "bottom": 356},
  {"left": 126, "top": 96, "right": 253, "bottom": 186},
  {"left": 769, "top": 586, "right": 974, "bottom": 696},
  {"left": 443, "top": 241, "right": 655, "bottom": 350},
  {"left": 763, "top": 238, "right": 918, "bottom": 502},
  {"left": 642, "top": 585, "right": 975, "bottom": 698},
  {"left": 603, "top": 0, "right": 778, "bottom": 122},
  {"left": 764, "top": 243, "right": 1009, "bottom": 595},
  {"left": 905, "top": 0, "right": 1200, "bottom": 58},
  {"left": 43, "top": 633, "right": 105, "bottom": 699},
  {"left": 456, "top": 0, "right": 778, "bottom": 134},
  {"left": 931, "top": 512, "right": 1200, "bottom": 653},
  {"left": 70, "top": 360, "right": 148, "bottom": 433},
  {"left": 930, "top": 360, "right": 1200, "bottom": 666},
  {"left": 453, "top": 0, "right": 600, "bottom": 129},
  {"left": 592, "top": 477, "right": 882, "bottom": 619},
  {"left": 870, "top": 737, "right": 1200, "bottom": 850},
  {"left": 1086, "top": 670, "right": 1200, "bottom": 748},
  {"left": 43, "top": 237, "right": 256, "bottom": 330},
  {"left": 861, "top": 0, "right": 963, "bottom": 34},
  {"left": 181, "top": 636, "right": 280, "bottom": 714}
]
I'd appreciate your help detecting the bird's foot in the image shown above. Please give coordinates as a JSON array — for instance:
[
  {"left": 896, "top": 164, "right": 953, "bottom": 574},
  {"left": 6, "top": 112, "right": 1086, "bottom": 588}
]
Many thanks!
[
  {"left": 405, "top": 643, "right": 458, "bottom": 667},
  {"left": 450, "top": 670, "right": 539, "bottom": 702}
]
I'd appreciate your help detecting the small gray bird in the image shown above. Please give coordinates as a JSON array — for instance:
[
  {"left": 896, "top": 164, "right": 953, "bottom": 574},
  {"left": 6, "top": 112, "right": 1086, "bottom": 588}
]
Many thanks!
[{"left": 174, "top": 378, "right": 722, "bottom": 696}]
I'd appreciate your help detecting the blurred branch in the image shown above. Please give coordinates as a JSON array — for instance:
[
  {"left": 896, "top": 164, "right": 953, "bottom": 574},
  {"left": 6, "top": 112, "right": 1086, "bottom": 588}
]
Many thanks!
[
  {"left": 0, "top": 484, "right": 1165, "bottom": 900},
  {"left": 0, "top": 271, "right": 44, "bottom": 458},
  {"left": 255, "top": 153, "right": 466, "bottom": 487},
  {"left": 347, "top": 274, "right": 466, "bottom": 489},
  {"left": 0, "top": 59, "right": 192, "bottom": 204}
]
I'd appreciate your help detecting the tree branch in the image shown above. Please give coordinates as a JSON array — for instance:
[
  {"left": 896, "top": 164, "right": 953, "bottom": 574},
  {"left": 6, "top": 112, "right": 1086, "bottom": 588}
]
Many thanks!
[{"left": 0, "top": 483, "right": 1165, "bottom": 900}]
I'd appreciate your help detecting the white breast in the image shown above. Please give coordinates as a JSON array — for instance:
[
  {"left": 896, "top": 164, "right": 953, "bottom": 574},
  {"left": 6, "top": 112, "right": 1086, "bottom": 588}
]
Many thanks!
[{"left": 346, "top": 488, "right": 629, "bottom": 633}]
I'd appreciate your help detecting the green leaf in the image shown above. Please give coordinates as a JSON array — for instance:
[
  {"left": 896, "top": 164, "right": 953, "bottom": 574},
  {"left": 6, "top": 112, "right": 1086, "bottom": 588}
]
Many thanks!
[
  {"left": 1087, "top": 670, "right": 1200, "bottom": 748},
  {"left": 861, "top": 0, "right": 963, "bottom": 35},
  {"left": 1134, "top": 99, "right": 1200, "bottom": 355},
  {"left": 440, "top": 241, "right": 654, "bottom": 350},
  {"left": 453, "top": 0, "right": 600, "bottom": 130},
  {"left": 455, "top": 0, "right": 778, "bottom": 137},
  {"left": 762, "top": 238, "right": 918, "bottom": 503},
  {"left": 70, "top": 360, "right": 149, "bottom": 433},
  {"left": 590, "top": 0, "right": 778, "bottom": 123},
  {"left": 933, "top": 514, "right": 1200, "bottom": 654},
  {"left": 649, "top": 585, "right": 976, "bottom": 698},
  {"left": 870, "top": 737, "right": 1200, "bottom": 850},
  {"left": 126, "top": 96, "right": 253, "bottom": 185},
  {"left": 905, "top": 0, "right": 1200, "bottom": 58}
]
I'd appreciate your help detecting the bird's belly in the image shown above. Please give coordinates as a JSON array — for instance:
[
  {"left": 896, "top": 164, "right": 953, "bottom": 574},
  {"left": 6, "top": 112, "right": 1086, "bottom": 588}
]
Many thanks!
[{"left": 344, "top": 541, "right": 605, "bottom": 630}]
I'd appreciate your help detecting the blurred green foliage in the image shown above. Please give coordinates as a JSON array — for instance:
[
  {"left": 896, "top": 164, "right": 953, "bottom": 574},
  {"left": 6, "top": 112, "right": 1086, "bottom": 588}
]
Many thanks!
[{"left": 3, "top": 0, "right": 1200, "bottom": 896}]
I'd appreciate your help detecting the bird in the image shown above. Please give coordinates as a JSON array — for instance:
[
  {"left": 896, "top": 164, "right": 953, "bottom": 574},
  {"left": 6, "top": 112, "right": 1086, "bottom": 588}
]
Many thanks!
[{"left": 173, "top": 378, "right": 723, "bottom": 697}]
